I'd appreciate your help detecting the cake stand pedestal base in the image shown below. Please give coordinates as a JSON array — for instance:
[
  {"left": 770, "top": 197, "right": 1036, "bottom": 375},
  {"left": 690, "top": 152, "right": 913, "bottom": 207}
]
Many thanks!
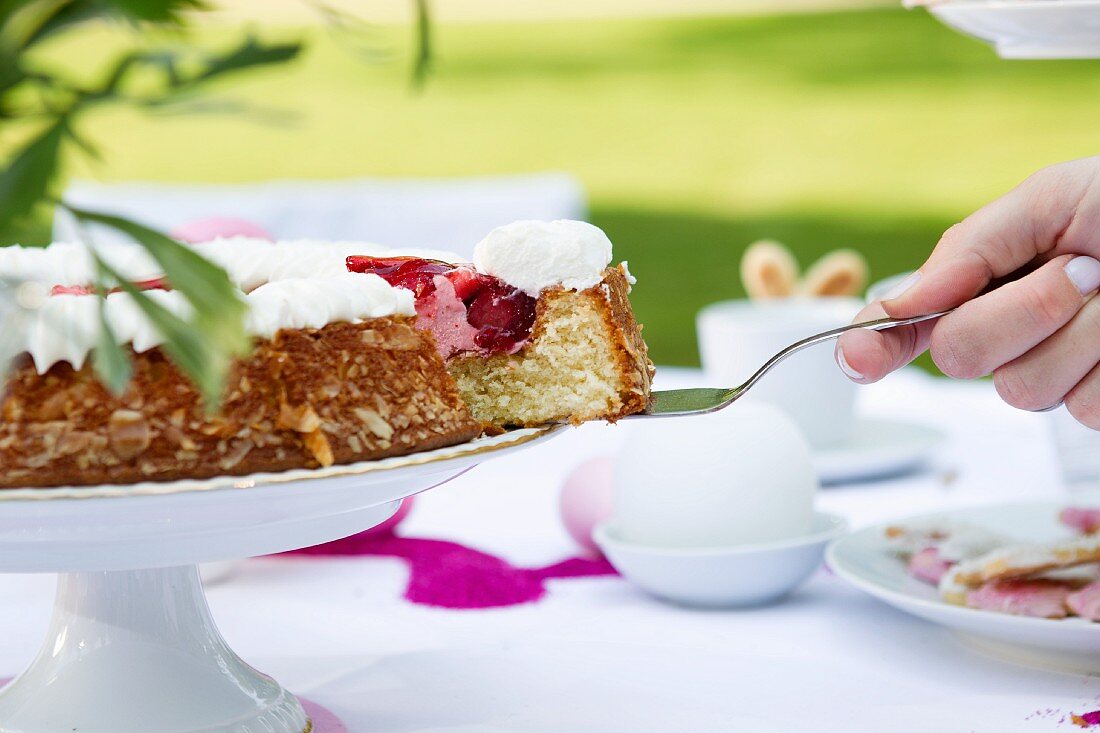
[
  {"left": 0, "top": 426, "right": 562, "bottom": 731},
  {"left": 0, "top": 565, "right": 310, "bottom": 733}
]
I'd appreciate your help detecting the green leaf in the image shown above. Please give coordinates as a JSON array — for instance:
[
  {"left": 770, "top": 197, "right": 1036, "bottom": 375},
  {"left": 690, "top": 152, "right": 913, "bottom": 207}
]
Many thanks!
[
  {"left": 65, "top": 207, "right": 246, "bottom": 321},
  {"left": 85, "top": 37, "right": 301, "bottom": 108},
  {"left": 97, "top": 0, "right": 208, "bottom": 25},
  {"left": 5, "top": 0, "right": 206, "bottom": 50},
  {"left": 69, "top": 208, "right": 251, "bottom": 407},
  {"left": 412, "top": 0, "right": 431, "bottom": 89},
  {"left": 188, "top": 35, "right": 301, "bottom": 88},
  {"left": 0, "top": 116, "right": 64, "bottom": 233},
  {"left": 0, "top": 277, "right": 26, "bottom": 384},
  {"left": 91, "top": 292, "right": 132, "bottom": 395},
  {"left": 94, "top": 254, "right": 240, "bottom": 408}
]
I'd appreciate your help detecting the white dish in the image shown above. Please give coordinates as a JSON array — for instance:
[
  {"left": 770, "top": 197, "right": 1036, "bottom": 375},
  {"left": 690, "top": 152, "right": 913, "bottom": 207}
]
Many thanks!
[
  {"left": 594, "top": 511, "right": 847, "bottom": 608},
  {"left": 814, "top": 417, "right": 945, "bottom": 484},
  {"left": 827, "top": 495, "right": 1100, "bottom": 674},
  {"left": 929, "top": 0, "right": 1100, "bottom": 59},
  {"left": 0, "top": 425, "right": 562, "bottom": 733}
]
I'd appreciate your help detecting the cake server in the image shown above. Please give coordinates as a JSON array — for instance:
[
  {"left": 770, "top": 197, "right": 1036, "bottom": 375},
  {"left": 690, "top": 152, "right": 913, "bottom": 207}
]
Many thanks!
[{"left": 637, "top": 309, "right": 954, "bottom": 418}]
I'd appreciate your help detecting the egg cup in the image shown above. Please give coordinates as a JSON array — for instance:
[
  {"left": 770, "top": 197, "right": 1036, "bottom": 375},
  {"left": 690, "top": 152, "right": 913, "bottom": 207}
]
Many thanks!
[{"left": 594, "top": 512, "right": 847, "bottom": 608}]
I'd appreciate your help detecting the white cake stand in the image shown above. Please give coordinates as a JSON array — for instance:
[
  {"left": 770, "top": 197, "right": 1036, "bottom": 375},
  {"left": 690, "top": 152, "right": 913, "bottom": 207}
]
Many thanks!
[
  {"left": 0, "top": 426, "right": 562, "bottom": 733},
  {"left": 928, "top": 0, "right": 1100, "bottom": 59}
]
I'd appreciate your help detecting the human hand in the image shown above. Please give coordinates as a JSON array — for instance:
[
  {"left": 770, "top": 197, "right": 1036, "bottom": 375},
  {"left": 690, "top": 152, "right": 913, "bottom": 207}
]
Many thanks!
[{"left": 835, "top": 156, "right": 1100, "bottom": 428}]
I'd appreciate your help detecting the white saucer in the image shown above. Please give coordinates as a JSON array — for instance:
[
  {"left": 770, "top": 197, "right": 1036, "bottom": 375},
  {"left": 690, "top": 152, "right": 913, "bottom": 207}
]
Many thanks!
[
  {"left": 813, "top": 417, "right": 945, "bottom": 484},
  {"left": 827, "top": 495, "right": 1100, "bottom": 674},
  {"left": 594, "top": 512, "right": 847, "bottom": 608},
  {"left": 928, "top": 0, "right": 1100, "bottom": 59}
]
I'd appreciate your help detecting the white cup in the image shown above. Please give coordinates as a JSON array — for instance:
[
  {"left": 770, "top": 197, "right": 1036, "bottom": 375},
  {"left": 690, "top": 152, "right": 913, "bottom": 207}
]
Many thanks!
[{"left": 697, "top": 297, "right": 862, "bottom": 448}]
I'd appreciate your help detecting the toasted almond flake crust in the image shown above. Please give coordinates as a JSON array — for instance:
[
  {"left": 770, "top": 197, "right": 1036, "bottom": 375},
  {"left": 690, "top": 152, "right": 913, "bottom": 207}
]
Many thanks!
[{"left": 0, "top": 317, "right": 481, "bottom": 489}]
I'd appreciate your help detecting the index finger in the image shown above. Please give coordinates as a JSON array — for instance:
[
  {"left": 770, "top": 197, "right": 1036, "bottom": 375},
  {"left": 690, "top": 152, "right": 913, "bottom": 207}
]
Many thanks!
[{"left": 884, "top": 158, "right": 1098, "bottom": 319}]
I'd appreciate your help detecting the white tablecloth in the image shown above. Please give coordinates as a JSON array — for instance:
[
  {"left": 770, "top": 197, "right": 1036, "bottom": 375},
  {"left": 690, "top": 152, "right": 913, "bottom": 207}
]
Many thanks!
[{"left": 0, "top": 368, "right": 1091, "bottom": 733}]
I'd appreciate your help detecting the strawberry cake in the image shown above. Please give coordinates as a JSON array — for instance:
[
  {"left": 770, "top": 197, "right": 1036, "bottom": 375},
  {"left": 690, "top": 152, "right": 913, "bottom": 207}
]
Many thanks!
[
  {"left": 887, "top": 510, "right": 1100, "bottom": 621},
  {"left": 0, "top": 221, "right": 653, "bottom": 488}
]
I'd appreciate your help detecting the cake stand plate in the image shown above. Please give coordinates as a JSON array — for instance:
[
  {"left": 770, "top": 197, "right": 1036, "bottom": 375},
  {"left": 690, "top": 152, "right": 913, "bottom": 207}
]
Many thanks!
[
  {"left": 0, "top": 426, "right": 562, "bottom": 733},
  {"left": 930, "top": 0, "right": 1100, "bottom": 59}
]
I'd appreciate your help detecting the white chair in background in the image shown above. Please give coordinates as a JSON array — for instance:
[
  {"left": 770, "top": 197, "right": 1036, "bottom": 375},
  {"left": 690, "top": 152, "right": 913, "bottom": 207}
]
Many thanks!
[{"left": 54, "top": 172, "right": 587, "bottom": 259}]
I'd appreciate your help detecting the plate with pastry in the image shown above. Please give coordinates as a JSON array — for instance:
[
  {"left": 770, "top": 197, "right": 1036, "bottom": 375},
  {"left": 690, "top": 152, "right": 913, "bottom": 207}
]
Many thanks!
[{"left": 827, "top": 494, "right": 1100, "bottom": 673}]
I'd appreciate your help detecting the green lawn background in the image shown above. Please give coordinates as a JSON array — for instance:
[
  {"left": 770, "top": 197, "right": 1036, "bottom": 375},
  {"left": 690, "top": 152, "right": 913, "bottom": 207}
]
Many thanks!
[{"left": 8, "top": 7, "right": 1100, "bottom": 365}]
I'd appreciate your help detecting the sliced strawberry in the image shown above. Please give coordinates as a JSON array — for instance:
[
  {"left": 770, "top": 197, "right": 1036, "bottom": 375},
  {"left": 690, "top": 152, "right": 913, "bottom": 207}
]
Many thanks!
[
  {"left": 346, "top": 256, "right": 452, "bottom": 299},
  {"left": 445, "top": 266, "right": 487, "bottom": 302}
]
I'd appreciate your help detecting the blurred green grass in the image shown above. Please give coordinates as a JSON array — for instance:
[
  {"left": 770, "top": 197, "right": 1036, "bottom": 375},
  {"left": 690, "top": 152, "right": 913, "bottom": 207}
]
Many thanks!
[{"left": 9, "top": 7, "right": 1100, "bottom": 365}]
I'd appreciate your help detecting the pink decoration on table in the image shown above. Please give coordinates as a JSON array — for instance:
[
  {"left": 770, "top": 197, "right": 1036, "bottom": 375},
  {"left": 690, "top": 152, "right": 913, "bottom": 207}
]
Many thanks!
[
  {"left": 170, "top": 217, "right": 274, "bottom": 244},
  {"left": 1075, "top": 711, "right": 1100, "bottom": 727},
  {"left": 285, "top": 530, "right": 617, "bottom": 610},
  {"left": 559, "top": 456, "right": 615, "bottom": 556}
]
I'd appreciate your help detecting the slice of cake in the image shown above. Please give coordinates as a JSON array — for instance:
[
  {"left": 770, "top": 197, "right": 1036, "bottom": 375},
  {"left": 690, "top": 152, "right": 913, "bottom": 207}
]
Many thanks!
[
  {"left": 0, "top": 274, "right": 480, "bottom": 488},
  {"left": 346, "top": 220, "right": 654, "bottom": 427}
]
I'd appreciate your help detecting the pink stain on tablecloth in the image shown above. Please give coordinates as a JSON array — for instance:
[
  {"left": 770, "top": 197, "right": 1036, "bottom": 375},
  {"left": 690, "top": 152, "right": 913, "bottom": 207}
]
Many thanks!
[
  {"left": 1073, "top": 710, "right": 1100, "bottom": 727},
  {"left": 285, "top": 533, "right": 617, "bottom": 609}
]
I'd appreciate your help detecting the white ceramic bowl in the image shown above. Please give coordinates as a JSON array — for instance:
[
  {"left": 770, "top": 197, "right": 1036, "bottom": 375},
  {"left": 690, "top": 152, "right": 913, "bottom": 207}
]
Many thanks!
[{"left": 594, "top": 511, "right": 847, "bottom": 608}]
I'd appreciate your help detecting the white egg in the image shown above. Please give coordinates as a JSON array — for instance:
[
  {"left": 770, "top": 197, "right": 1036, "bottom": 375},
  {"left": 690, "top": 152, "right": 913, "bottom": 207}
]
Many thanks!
[{"left": 612, "top": 403, "right": 817, "bottom": 548}]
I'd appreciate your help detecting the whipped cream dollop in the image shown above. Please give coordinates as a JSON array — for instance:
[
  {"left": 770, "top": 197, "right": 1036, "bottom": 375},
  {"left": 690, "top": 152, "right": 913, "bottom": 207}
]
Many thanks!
[
  {"left": 15, "top": 273, "right": 414, "bottom": 374},
  {"left": 245, "top": 273, "right": 414, "bottom": 339},
  {"left": 472, "top": 219, "right": 612, "bottom": 296}
]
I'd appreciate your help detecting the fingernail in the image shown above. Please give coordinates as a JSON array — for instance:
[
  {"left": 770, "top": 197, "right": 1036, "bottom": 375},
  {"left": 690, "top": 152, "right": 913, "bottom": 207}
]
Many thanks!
[
  {"left": 1064, "top": 256, "right": 1100, "bottom": 296},
  {"left": 881, "top": 271, "right": 921, "bottom": 301},
  {"left": 835, "top": 345, "right": 864, "bottom": 381}
]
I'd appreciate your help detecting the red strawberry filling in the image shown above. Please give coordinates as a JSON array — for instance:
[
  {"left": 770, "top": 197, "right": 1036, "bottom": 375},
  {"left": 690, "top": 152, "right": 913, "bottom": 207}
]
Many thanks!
[
  {"left": 345, "top": 256, "right": 451, "bottom": 300},
  {"left": 347, "top": 256, "right": 537, "bottom": 358},
  {"left": 50, "top": 277, "right": 170, "bottom": 297}
]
